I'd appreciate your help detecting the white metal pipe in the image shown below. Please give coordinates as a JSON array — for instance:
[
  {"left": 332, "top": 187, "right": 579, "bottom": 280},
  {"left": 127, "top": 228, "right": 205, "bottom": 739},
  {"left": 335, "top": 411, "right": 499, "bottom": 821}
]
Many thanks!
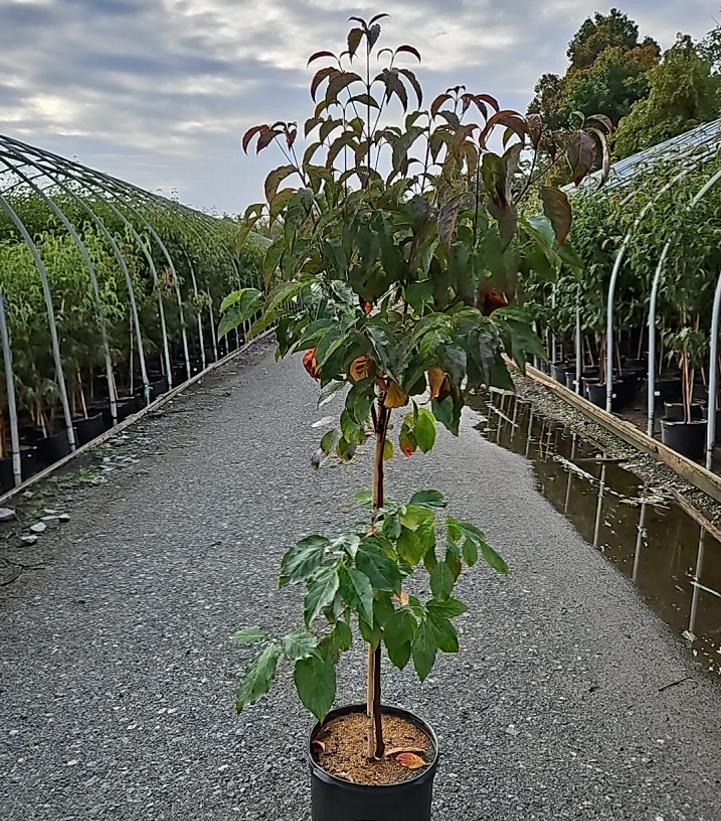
[
  {"left": 0, "top": 292, "right": 22, "bottom": 486},
  {"left": 647, "top": 242, "right": 671, "bottom": 436}
]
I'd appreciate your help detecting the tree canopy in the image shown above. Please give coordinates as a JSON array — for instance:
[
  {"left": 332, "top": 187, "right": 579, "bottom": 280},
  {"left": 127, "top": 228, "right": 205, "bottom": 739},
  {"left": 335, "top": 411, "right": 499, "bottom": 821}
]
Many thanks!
[{"left": 614, "top": 35, "right": 720, "bottom": 158}]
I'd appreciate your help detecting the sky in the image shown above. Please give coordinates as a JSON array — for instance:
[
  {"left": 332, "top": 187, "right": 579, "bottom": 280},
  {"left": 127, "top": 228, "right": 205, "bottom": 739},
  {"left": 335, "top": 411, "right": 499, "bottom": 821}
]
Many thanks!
[{"left": 0, "top": 0, "right": 717, "bottom": 214}]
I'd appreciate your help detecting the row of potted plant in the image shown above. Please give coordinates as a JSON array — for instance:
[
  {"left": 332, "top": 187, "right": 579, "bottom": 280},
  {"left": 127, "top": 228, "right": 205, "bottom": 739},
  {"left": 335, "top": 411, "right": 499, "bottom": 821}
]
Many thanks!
[{"left": 0, "top": 191, "right": 263, "bottom": 489}]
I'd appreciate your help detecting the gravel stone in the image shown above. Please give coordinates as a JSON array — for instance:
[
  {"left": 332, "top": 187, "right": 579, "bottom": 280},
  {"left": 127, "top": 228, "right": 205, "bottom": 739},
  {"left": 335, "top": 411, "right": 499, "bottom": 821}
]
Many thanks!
[{"left": 1, "top": 339, "right": 720, "bottom": 820}]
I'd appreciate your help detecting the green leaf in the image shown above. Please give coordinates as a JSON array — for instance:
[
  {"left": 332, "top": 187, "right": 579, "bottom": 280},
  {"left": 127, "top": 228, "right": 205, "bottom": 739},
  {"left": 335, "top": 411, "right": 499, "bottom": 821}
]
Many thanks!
[
  {"left": 414, "top": 408, "right": 437, "bottom": 453},
  {"left": 356, "top": 539, "right": 402, "bottom": 592},
  {"left": 427, "top": 613, "right": 459, "bottom": 653},
  {"left": 427, "top": 596, "right": 468, "bottom": 619},
  {"left": 540, "top": 187, "right": 572, "bottom": 246},
  {"left": 230, "top": 627, "right": 268, "bottom": 646},
  {"left": 218, "top": 288, "right": 264, "bottom": 338},
  {"left": 280, "top": 535, "right": 330, "bottom": 587},
  {"left": 383, "top": 438, "right": 394, "bottom": 461},
  {"left": 320, "top": 430, "right": 337, "bottom": 455},
  {"left": 339, "top": 566, "right": 374, "bottom": 625},
  {"left": 235, "top": 644, "right": 282, "bottom": 713},
  {"left": 383, "top": 608, "right": 416, "bottom": 669},
  {"left": 411, "top": 620, "right": 437, "bottom": 682},
  {"left": 294, "top": 653, "right": 337, "bottom": 721},
  {"left": 265, "top": 165, "right": 297, "bottom": 204},
  {"left": 355, "top": 489, "right": 373, "bottom": 510},
  {"left": 409, "top": 489, "right": 446, "bottom": 509},
  {"left": 318, "top": 380, "right": 347, "bottom": 408},
  {"left": 281, "top": 630, "right": 319, "bottom": 661},
  {"left": 331, "top": 620, "right": 353, "bottom": 652},
  {"left": 480, "top": 538, "right": 509, "bottom": 575},
  {"left": 462, "top": 538, "right": 478, "bottom": 566},
  {"left": 304, "top": 565, "right": 340, "bottom": 627},
  {"left": 430, "top": 561, "right": 454, "bottom": 598}
]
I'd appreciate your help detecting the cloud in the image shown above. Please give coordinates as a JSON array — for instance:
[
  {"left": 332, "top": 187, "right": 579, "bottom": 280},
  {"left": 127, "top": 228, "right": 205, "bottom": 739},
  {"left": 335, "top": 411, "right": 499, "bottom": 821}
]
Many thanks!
[{"left": 0, "top": 0, "right": 716, "bottom": 212}]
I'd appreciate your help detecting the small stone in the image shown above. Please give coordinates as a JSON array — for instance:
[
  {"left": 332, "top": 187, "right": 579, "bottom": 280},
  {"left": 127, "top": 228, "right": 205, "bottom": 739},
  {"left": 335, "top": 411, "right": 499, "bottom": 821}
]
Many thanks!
[
  {"left": 30, "top": 522, "right": 47, "bottom": 534},
  {"left": 59, "top": 513, "right": 70, "bottom": 522},
  {"left": 43, "top": 508, "right": 57, "bottom": 515},
  {"left": 0, "top": 507, "right": 16, "bottom": 521},
  {"left": 505, "top": 724, "right": 520, "bottom": 737},
  {"left": 20, "top": 535, "right": 37, "bottom": 545}
]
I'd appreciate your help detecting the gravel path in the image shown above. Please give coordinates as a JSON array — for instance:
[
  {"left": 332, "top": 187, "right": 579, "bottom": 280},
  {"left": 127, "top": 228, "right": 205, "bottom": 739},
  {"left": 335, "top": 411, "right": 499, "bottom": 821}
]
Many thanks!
[{"left": 1, "top": 340, "right": 720, "bottom": 821}]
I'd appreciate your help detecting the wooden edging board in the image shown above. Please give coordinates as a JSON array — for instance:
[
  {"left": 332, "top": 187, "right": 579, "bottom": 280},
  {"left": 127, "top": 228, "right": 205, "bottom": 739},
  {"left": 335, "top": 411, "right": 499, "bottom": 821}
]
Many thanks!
[
  {"left": 526, "top": 364, "right": 721, "bottom": 506},
  {"left": 0, "top": 330, "right": 274, "bottom": 506}
]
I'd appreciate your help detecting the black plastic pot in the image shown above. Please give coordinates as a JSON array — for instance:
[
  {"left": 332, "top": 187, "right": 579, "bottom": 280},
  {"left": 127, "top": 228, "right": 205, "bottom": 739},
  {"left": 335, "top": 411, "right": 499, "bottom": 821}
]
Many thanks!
[
  {"left": 644, "top": 376, "right": 682, "bottom": 403},
  {"left": 585, "top": 380, "right": 624, "bottom": 411},
  {"left": 37, "top": 429, "right": 75, "bottom": 466},
  {"left": 76, "top": 412, "right": 106, "bottom": 446},
  {"left": 309, "top": 705, "right": 439, "bottom": 821},
  {"left": 660, "top": 418, "right": 707, "bottom": 460},
  {"left": 0, "top": 447, "right": 38, "bottom": 490},
  {"left": 564, "top": 369, "right": 578, "bottom": 390},
  {"left": 550, "top": 362, "right": 567, "bottom": 383},
  {"left": 663, "top": 402, "right": 704, "bottom": 422}
]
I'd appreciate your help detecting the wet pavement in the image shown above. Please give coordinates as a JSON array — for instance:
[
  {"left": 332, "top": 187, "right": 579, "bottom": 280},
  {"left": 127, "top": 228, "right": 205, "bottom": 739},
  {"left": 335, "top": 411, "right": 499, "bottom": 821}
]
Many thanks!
[{"left": 473, "top": 389, "right": 721, "bottom": 681}]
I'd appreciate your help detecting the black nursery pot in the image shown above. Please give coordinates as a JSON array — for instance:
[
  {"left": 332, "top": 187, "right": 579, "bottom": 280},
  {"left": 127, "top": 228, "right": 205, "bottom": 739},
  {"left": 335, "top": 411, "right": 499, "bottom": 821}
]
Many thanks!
[
  {"left": 76, "top": 412, "right": 107, "bottom": 446},
  {"left": 550, "top": 361, "right": 567, "bottom": 383},
  {"left": 0, "top": 447, "right": 38, "bottom": 490},
  {"left": 663, "top": 402, "right": 704, "bottom": 422},
  {"left": 660, "top": 418, "right": 707, "bottom": 460},
  {"left": 308, "top": 705, "right": 439, "bottom": 821},
  {"left": 37, "top": 429, "right": 74, "bottom": 466}
]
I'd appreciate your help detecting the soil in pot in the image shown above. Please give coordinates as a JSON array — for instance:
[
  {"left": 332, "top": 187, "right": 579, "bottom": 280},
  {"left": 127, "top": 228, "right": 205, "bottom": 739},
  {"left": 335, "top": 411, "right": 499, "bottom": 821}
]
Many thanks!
[
  {"left": 312, "top": 709, "right": 434, "bottom": 785},
  {"left": 660, "top": 418, "right": 707, "bottom": 460},
  {"left": 309, "top": 705, "right": 438, "bottom": 821}
]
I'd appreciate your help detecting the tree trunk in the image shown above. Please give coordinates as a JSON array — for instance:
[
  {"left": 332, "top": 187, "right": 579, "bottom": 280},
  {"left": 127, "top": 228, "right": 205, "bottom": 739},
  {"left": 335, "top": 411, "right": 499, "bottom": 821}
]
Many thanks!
[{"left": 367, "top": 400, "right": 388, "bottom": 760}]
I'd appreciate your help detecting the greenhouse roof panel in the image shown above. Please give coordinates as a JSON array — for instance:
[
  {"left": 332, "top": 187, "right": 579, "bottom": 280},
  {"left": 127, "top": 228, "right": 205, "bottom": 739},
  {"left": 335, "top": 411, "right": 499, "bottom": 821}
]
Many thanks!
[{"left": 571, "top": 118, "right": 721, "bottom": 193}]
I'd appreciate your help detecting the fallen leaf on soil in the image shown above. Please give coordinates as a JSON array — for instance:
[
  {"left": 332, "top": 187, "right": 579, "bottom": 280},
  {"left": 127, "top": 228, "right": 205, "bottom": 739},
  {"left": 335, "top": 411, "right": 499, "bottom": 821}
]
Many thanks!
[
  {"left": 311, "top": 740, "right": 326, "bottom": 754},
  {"left": 395, "top": 752, "right": 427, "bottom": 769}
]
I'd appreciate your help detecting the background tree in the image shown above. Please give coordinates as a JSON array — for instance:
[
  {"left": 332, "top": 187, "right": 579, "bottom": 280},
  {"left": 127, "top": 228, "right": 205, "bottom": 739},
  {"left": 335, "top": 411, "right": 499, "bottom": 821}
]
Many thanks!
[
  {"left": 527, "top": 8, "right": 659, "bottom": 130},
  {"left": 614, "top": 35, "right": 720, "bottom": 158}
]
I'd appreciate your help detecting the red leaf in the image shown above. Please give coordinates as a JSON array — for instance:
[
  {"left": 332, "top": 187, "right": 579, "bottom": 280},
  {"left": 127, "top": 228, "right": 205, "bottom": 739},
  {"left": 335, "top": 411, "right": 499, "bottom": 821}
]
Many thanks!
[
  {"left": 587, "top": 113, "right": 614, "bottom": 134},
  {"left": 476, "top": 93, "right": 500, "bottom": 113},
  {"left": 307, "top": 50, "right": 336, "bottom": 66},
  {"left": 398, "top": 68, "right": 422, "bottom": 107},
  {"left": 396, "top": 44, "right": 421, "bottom": 62},
  {"left": 368, "top": 13, "right": 389, "bottom": 24},
  {"left": 527, "top": 113, "right": 543, "bottom": 149},
  {"left": 430, "top": 93, "right": 451, "bottom": 118},
  {"left": 241, "top": 124, "right": 268, "bottom": 154},
  {"left": 396, "top": 752, "right": 427, "bottom": 769},
  {"left": 256, "top": 128, "right": 279, "bottom": 153}
]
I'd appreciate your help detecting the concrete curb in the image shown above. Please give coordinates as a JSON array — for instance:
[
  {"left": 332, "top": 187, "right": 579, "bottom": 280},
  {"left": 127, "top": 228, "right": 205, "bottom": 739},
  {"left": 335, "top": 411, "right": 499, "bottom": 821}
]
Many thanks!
[
  {"left": 527, "top": 364, "right": 721, "bottom": 505},
  {"left": 0, "top": 330, "right": 274, "bottom": 505}
]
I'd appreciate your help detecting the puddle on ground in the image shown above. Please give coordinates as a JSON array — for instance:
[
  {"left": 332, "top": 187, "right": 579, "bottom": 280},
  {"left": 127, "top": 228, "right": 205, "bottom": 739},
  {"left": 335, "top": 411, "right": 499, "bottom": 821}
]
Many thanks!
[{"left": 469, "top": 390, "right": 721, "bottom": 680}]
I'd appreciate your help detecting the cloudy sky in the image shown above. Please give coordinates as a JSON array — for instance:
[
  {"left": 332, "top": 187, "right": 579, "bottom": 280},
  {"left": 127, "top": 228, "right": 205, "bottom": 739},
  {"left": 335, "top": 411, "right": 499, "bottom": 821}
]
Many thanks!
[{"left": 0, "top": 0, "right": 716, "bottom": 213}]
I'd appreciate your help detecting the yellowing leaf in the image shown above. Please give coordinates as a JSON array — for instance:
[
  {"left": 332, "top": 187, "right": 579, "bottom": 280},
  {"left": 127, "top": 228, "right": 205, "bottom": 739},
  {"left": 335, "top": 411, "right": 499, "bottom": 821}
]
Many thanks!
[
  {"left": 350, "top": 355, "right": 372, "bottom": 383},
  {"left": 396, "top": 752, "right": 427, "bottom": 769},
  {"left": 384, "top": 380, "right": 408, "bottom": 408}
]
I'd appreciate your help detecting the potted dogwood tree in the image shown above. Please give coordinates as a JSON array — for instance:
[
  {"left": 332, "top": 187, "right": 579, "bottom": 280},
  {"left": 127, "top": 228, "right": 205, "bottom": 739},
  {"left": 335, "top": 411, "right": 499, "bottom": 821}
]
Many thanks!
[{"left": 221, "top": 15, "right": 608, "bottom": 820}]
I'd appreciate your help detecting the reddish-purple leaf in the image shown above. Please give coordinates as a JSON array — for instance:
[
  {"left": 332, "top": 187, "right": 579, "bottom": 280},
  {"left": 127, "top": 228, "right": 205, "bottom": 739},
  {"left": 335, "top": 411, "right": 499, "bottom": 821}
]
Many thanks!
[
  {"left": 311, "top": 67, "right": 338, "bottom": 101},
  {"left": 396, "top": 44, "right": 421, "bottom": 62},
  {"left": 347, "top": 27, "right": 364, "bottom": 59},
  {"left": 256, "top": 128, "right": 279, "bottom": 153},
  {"left": 565, "top": 131, "right": 596, "bottom": 185},
  {"left": 587, "top": 113, "right": 614, "bottom": 134},
  {"left": 477, "top": 93, "right": 500, "bottom": 113},
  {"left": 241, "top": 124, "right": 268, "bottom": 154},
  {"left": 368, "top": 12, "right": 389, "bottom": 24},
  {"left": 398, "top": 68, "right": 422, "bottom": 107},
  {"left": 307, "top": 50, "right": 336, "bottom": 66},
  {"left": 527, "top": 113, "right": 543, "bottom": 149},
  {"left": 368, "top": 23, "right": 382, "bottom": 49},
  {"left": 311, "top": 740, "right": 326, "bottom": 755},
  {"left": 430, "top": 93, "right": 451, "bottom": 118},
  {"left": 588, "top": 127, "right": 611, "bottom": 186},
  {"left": 541, "top": 186, "right": 572, "bottom": 245},
  {"left": 326, "top": 72, "right": 362, "bottom": 104}
]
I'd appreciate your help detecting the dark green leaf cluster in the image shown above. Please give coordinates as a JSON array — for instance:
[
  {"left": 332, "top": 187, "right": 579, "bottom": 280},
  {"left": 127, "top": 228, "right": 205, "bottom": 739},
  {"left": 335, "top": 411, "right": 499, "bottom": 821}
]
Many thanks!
[{"left": 234, "top": 489, "right": 507, "bottom": 721}]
